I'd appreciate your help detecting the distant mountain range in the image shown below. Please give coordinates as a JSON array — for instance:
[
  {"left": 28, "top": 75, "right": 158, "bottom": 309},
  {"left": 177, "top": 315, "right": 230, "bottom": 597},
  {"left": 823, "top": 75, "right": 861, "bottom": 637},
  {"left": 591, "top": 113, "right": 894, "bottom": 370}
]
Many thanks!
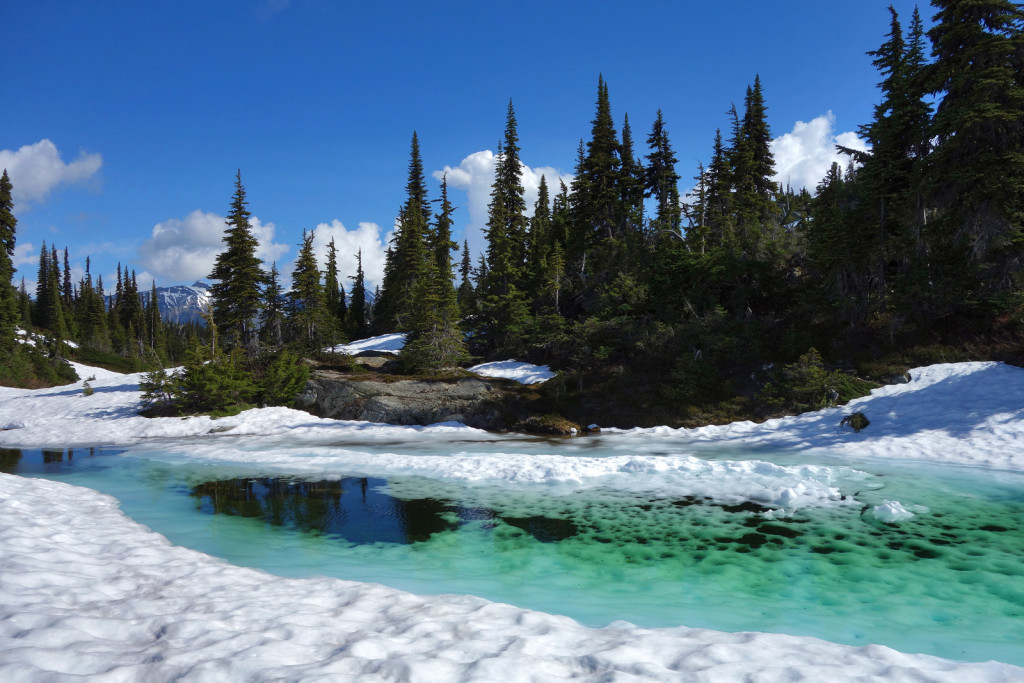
[
  {"left": 140, "top": 281, "right": 211, "bottom": 325},
  {"left": 131, "top": 280, "right": 372, "bottom": 325}
]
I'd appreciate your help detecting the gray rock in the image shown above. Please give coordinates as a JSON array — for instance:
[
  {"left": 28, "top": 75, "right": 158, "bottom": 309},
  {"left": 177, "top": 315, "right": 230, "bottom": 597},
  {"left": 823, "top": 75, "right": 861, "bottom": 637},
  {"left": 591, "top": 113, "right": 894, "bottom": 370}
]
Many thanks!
[{"left": 297, "top": 371, "right": 507, "bottom": 429}]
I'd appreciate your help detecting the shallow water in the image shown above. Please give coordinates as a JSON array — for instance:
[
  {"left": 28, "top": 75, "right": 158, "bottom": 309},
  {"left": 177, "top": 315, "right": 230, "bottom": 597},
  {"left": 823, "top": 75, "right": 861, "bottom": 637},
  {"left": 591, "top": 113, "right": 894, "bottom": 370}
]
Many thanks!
[{"left": 4, "top": 439, "right": 1023, "bottom": 666}]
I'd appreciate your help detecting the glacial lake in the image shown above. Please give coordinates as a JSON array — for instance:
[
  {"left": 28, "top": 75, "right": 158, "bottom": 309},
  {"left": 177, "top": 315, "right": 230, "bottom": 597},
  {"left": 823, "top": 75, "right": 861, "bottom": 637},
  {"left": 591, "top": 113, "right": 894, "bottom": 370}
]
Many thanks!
[{"left": 3, "top": 435, "right": 1023, "bottom": 666}]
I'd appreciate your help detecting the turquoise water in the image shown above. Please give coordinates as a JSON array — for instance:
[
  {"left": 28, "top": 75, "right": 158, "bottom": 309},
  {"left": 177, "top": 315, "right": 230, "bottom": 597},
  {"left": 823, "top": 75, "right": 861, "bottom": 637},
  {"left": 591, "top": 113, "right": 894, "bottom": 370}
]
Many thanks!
[{"left": 3, "top": 443, "right": 1023, "bottom": 666}]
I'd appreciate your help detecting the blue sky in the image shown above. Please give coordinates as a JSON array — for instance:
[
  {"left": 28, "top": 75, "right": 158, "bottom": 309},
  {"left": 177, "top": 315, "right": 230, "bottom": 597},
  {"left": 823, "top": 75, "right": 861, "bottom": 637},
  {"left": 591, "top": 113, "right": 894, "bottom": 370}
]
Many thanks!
[{"left": 3, "top": 0, "right": 927, "bottom": 294}]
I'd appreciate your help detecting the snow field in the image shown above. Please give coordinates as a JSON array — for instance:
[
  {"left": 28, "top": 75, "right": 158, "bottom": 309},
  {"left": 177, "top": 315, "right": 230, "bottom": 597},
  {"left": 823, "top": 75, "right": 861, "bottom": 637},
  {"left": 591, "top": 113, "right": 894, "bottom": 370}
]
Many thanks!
[
  {"left": 1, "top": 473, "right": 1018, "bottom": 682},
  {"left": 2, "top": 356, "right": 1024, "bottom": 678}
]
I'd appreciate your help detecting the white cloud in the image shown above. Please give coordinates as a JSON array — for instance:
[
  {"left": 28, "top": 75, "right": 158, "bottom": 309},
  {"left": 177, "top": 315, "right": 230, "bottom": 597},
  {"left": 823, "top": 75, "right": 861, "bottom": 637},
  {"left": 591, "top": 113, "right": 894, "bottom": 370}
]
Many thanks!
[
  {"left": 13, "top": 242, "right": 38, "bottom": 269},
  {"left": 137, "top": 210, "right": 289, "bottom": 285},
  {"left": 771, "top": 112, "right": 869, "bottom": 193},
  {"left": 306, "top": 220, "right": 391, "bottom": 291},
  {"left": 0, "top": 139, "right": 102, "bottom": 204},
  {"left": 434, "top": 151, "right": 573, "bottom": 260}
]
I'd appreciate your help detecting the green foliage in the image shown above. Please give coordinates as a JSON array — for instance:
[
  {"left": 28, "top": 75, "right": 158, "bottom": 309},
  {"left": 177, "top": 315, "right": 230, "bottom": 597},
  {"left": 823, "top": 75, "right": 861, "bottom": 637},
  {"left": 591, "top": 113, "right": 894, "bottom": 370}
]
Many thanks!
[
  {"left": 840, "top": 411, "right": 870, "bottom": 432},
  {"left": 0, "top": 339, "right": 78, "bottom": 388},
  {"left": 139, "top": 368, "right": 177, "bottom": 411},
  {"left": 256, "top": 349, "right": 310, "bottom": 405},
  {"left": 209, "top": 171, "right": 267, "bottom": 351},
  {"left": 82, "top": 380, "right": 94, "bottom": 396},
  {"left": 177, "top": 349, "right": 256, "bottom": 414},
  {"left": 400, "top": 176, "right": 469, "bottom": 372},
  {"left": 288, "top": 230, "right": 331, "bottom": 351},
  {"left": 759, "top": 348, "right": 873, "bottom": 414},
  {"left": 152, "top": 347, "right": 309, "bottom": 417},
  {"left": 375, "top": 133, "right": 432, "bottom": 333},
  {"left": 0, "top": 171, "right": 18, "bottom": 356}
]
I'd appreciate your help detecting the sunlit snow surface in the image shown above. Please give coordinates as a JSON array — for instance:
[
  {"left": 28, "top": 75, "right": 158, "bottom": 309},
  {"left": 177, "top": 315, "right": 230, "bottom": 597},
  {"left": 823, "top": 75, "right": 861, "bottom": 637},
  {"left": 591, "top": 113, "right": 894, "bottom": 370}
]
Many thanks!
[
  {"left": 326, "top": 332, "right": 407, "bottom": 355},
  {"left": 1, "top": 361, "right": 1024, "bottom": 679},
  {"left": 468, "top": 359, "right": 556, "bottom": 384}
]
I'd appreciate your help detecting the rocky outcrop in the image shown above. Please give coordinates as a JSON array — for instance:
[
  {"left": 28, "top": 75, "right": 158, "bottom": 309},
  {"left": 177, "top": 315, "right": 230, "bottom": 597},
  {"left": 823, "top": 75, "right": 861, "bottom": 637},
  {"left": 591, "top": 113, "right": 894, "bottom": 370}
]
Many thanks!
[{"left": 295, "top": 371, "right": 508, "bottom": 429}]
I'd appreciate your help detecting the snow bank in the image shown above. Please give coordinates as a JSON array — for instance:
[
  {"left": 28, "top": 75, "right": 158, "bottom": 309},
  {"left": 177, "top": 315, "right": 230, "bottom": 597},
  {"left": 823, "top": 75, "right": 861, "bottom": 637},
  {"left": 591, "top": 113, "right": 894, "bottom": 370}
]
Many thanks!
[
  {"left": 326, "top": 332, "right": 407, "bottom": 355},
  {"left": 3, "top": 360, "right": 1024, "bottom": 677},
  {"left": 469, "top": 359, "right": 555, "bottom": 384},
  {"left": 611, "top": 361, "right": 1024, "bottom": 471},
  {"left": 1, "top": 473, "right": 1016, "bottom": 682},
  {"left": 136, "top": 440, "right": 863, "bottom": 510}
]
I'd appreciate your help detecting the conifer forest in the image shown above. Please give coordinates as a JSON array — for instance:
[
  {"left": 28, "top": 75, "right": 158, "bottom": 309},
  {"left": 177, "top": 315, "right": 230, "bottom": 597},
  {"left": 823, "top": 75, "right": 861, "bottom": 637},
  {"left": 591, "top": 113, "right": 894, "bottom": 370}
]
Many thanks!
[{"left": 3, "top": 1, "right": 1024, "bottom": 427}]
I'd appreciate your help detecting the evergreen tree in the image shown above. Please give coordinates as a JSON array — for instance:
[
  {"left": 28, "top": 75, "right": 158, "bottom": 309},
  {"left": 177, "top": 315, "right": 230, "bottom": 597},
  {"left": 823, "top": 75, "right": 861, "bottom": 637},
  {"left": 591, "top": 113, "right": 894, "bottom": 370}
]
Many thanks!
[
  {"left": 478, "top": 101, "right": 532, "bottom": 354},
  {"left": 732, "top": 76, "right": 780, "bottom": 257},
  {"left": 852, "top": 6, "right": 934, "bottom": 302},
  {"left": 288, "top": 230, "right": 329, "bottom": 351},
  {"left": 374, "top": 133, "right": 431, "bottom": 332},
  {"left": 526, "top": 174, "right": 552, "bottom": 304},
  {"left": 456, "top": 239, "right": 475, "bottom": 313},
  {"left": 209, "top": 171, "right": 266, "bottom": 352},
  {"left": 323, "top": 237, "right": 345, "bottom": 342},
  {"left": 619, "top": 113, "right": 645, "bottom": 236},
  {"left": 75, "top": 257, "right": 110, "bottom": 349},
  {"left": 260, "top": 261, "right": 286, "bottom": 348},
  {"left": 147, "top": 279, "right": 166, "bottom": 360},
  {"left": 33, "top": 242, "right": 68, "bottom": 338},
  {"left": 578, "top": 75, "right": 622, "bottom": 243},
  {"left": 926, "top": 0, "right": 1024, "bottom": 299},
  {"left": 92, "top": 274, "right": 111, "bottom": 349},
  {"left": 400, "top": 175, "right": 469, "bottom": 371},
  {"left": 0, "top": 171, "right": 19, "bottom": 353},
  {"left": 644, "top": 109, "right": 682, "bottom": 237},
  {"left": 18, "top": 277, "right": 32, "bottom": 328},
  {"left": 347, "top": 249, "right": 368, "bottom": 339}
]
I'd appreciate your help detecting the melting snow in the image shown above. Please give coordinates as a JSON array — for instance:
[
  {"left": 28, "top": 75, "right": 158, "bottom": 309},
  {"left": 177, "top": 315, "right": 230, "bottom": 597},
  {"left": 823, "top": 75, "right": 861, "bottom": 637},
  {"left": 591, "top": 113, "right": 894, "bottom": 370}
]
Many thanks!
[
  {"left": 326, "top": 333, "right": 407, "bottom": 355},
  {"left": 1, "top": 359, "right": 1024, "bottom": 679},
  {"left": 469, "top": 359, "right": 556, "bottom": 384}
]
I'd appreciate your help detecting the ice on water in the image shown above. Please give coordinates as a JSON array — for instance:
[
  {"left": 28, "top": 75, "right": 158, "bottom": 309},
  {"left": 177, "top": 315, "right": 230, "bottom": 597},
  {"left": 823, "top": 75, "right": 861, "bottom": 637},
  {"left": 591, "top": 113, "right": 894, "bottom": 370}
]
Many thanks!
[{"left": 2, "top": 354, "right": 1024, "bottom": 680}]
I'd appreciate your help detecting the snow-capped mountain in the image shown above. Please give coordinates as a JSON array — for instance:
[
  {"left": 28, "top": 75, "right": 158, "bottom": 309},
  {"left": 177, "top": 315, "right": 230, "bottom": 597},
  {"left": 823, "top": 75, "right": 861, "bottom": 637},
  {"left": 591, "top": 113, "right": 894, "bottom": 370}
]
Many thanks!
[{"left": 140, "top": 281, "right": 211, "bottom": 324}]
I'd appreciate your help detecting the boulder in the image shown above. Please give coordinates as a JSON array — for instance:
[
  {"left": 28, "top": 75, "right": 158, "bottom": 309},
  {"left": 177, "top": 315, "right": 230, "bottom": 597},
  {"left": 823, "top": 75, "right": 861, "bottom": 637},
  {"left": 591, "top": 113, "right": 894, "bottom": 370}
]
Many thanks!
[{"left": 295, "top": 371, "right": 506, "bottom": 429}]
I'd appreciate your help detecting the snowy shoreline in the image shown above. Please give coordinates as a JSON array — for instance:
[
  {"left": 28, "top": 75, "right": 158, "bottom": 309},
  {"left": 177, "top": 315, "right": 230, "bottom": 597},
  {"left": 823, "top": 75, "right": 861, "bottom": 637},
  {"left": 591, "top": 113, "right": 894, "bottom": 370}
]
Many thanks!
[{"left": 1, "top": 360, "right": 1023, "bottom": 679}]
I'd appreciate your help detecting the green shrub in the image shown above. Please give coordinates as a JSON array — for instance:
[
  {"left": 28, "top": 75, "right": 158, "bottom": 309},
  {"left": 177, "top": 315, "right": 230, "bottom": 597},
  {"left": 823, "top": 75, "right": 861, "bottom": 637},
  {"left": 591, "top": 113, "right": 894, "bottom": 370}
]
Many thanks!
[
  {"left": 840, "top": 411, "right": 870, "bottom": 432},
  {"left": 760, "top": 348, "right": 874, "bottom": 414},
  {"left": 142, "top": 348, "right": 310, "bottom": 416}
]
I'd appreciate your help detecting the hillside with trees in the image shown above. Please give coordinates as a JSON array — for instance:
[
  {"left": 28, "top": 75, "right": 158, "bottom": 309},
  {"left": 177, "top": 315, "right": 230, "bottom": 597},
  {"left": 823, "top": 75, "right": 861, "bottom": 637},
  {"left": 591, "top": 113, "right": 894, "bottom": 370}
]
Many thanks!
[{"left": 2, "top": 0, "right": 1023, "bottom": 428}]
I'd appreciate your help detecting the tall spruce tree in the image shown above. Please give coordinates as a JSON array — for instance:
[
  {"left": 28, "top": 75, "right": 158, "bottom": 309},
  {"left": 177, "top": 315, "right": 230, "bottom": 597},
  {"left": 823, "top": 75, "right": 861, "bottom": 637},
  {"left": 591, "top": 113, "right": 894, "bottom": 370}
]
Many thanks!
[
  {"left": 323, "top": 237, "right": 345, "bottom": 345},
  {"left": 526, "top": 174, "right": 552, "bottom": 305},
  {"left": 347, "top": 249, "right": 368, "bottom": 338},
  {"left": 374, "top": 133, "right": 431, "bottom": 332},
  {"left": 146, "top": 279, "right": 166, "bottom": 360},
  {"left": 400, "top": 175, "right": 469, "bottom": 371},
  {"left": 209, "top": 171, "right": 266, "bottom": 352},
  {"left": 288, "top": 230, "right": 328, "bottom": 350},
  {"left": 579, "top": 76, "right": 622, "bottom": 243},
  {"left": 479, "top": 101, "right": 531, "bottom": 354},
  {"left": 732, "top": 76, "right": 780, "bottom": 257},
  {"left": 926, "top": 0, "right": 1024, "bottom": 299},
  {"left": 644, "top": 109, "right": 682, "bottom": 237},
  {"left": 0, "top": 171, "right": 18, "bottom": 354},
  {"left": 851, "top": 6, "right": 934, "bottom": 302},
  {"left": 260, "top": 261, "right": 286, "bottom": 348},
  {"left": 34, "top": 242, "right": 68, "bottom": 338},
  {"left": 456, "top": 239, "right": 474, "bottom": 313},
  {"left": 619, "top": 113, "right": 645, "bottom": 236}
]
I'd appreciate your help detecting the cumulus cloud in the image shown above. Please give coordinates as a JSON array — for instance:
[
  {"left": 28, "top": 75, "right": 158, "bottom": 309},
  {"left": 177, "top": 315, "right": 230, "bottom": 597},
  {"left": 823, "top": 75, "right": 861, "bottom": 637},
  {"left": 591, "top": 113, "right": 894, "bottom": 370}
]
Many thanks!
[
  {"left": 771, "top": 112, "right": 869, "bottom": 193},
  {"left": 137, "top": 210, "right": 289, "bottom": 285},
  {"left": 13, "top": 242, "right": 38, "bottom": 269},
  {"left": 0, "top": 139, "right": 102, "bottom": 204},
  {"left": 306, "top": 220, "right": 391, "bottom": 291},
  {"left": 433, "top": 151, "right": 573, "bottom": 259}
]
